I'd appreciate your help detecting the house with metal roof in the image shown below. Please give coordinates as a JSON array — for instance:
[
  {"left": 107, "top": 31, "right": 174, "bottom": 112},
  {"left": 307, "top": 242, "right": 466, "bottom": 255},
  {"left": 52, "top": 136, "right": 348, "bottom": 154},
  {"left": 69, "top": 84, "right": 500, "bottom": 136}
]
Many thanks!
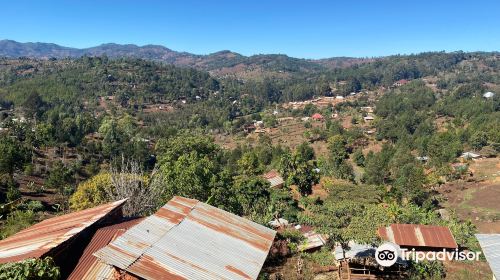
[
  {"left": 68, "top": 218, "right": 144, "bottom": 280},
  {"left": 483, "top": 91, "right": 496, "bottom": 98},
  {"left": 0, "top": 199, "right": 127, "bottom": 277},
  {"left": 263, "top": 170, "right": 284, "bottom": 188},
  {"left": 94, "top": 196, "right": 277, "bottom": 280},
  {"left": 476, "top": 234, "right": 500, "bottom": 280},
  {"left": 378, "top": 224, "right": 458, "bottom": 250},
  {"left": 461, "top": 151, "right": 482, "bottom": 159}
]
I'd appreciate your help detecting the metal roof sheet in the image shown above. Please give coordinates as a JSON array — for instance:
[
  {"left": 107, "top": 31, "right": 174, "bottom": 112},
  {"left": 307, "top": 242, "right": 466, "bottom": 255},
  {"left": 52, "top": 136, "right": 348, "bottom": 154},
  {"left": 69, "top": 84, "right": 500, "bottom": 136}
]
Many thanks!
[
  {"left": 0, "top": 199, "right": 127, "bottom": 264},
  {"left": 378, "top": 224, "right": 457, "bottom": 249},
  {"left": 68, "top": 218, "right": 144, "bottom": 280},
  {"left": 94, "top": 196, "right": 276, "bottom": 280},
  {"left": 476, "top": 234, "right": 500, "bottom": 279},
  {"left": 263, "top": 170, "right": 284, "bottom": 188}
]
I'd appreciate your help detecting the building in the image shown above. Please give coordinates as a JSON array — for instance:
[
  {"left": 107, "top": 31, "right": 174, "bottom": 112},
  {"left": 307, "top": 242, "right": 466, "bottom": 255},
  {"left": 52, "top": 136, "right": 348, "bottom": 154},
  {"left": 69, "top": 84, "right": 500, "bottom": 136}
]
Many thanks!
[
  {"left": 263, "top": 170, "right": 285, "bottom": 188},
  {"left": 0, "top": 199, "right": 127, "bottom": 278},
  {"left": 363, "top": 115, "right": 375, "bottom": 122},
  {"left": 378, "top": 224, "right": 458, "bottom": 250},
  {"left": 296, "top": 225, "right": 327, "bottom": 252},
  {"left": 393, "top": 79, "right": 409, "bottom": 87},
  {"left": 475, "top": 234, "right": 500, "bottom": 280},
  {"left": 483, "top": 91, "right": 496, "bottom": 98},
  {"left": 68, "top": 218, "right": 144, "bottom": 280},
  {"left": 94, "top": 196, "right": 276, "bottom": 280},
  {"left": 311, "top": 113, "right": 324, "bottom": 121},
  {"left": 461, "top": 151, "right": 482, "bottom": 159}
]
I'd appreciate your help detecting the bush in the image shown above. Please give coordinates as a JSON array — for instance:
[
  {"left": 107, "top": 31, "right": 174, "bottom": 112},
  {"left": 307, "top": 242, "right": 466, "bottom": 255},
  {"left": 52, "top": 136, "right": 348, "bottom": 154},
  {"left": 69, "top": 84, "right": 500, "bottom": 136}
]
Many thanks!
[
  {"left": 0, "top": 210, "right": 35, "bottom": 239},
  {"left": 6, "top": 186, "right": 21, "bottom": 202},
  {"left": 408, "top": 260, "right": 446, "bottom": 280},
  {"left": 0, "top": 257, "right": 60, "bottom": 280}
]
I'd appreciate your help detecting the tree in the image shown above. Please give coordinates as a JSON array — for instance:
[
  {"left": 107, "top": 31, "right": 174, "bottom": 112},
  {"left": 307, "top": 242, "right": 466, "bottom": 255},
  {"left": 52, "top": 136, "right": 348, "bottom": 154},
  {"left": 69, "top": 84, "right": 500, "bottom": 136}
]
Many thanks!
[
  {"left": 279, "top": 152, "right": 319, "bottom": 196},
  {"left": 296, "top": 142, "right": 315, "bottom": 161},
  {"left": 69, "top": 173, "right": 112, "bottom": 211},
  {"left": 299, "top": 200, "right": 364, "bottom": 258},
  {"left": 353, "top": 149, "right": 365, "bottom": 166},
  {"left": 326, "top": 135, "right": 354, "bottom": 181},
  {"left": 0, "top": 136, "right": 28, "bottom": 175}
]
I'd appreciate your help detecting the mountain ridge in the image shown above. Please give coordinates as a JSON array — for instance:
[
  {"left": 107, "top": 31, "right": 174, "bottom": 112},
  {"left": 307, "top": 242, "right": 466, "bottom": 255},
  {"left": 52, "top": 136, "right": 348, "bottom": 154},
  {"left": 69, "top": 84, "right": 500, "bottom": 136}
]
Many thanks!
[{"left": 0, "top": 39, "right": 374, "bottom": 78}]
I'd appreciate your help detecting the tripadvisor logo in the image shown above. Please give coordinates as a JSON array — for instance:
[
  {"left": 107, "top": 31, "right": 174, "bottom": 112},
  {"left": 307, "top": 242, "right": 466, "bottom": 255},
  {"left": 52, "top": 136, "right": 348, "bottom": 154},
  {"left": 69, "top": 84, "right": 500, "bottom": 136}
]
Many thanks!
[
  {"left": 375, "top": 242, "right": 482, "bottom": 267},
  {"left": 375, "top": 242, "right": 399, "bottom": 267}
]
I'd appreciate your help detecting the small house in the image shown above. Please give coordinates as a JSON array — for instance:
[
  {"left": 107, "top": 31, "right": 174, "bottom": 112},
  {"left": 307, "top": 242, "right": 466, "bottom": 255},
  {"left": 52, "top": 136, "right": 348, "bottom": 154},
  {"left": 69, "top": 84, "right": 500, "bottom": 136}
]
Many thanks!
[
  {"left": 475, "top": 234, "right": 500, "bottom": 280},
  {"left": 483, "top": 92, "right": 496, "bottom": 99},
  {"left": 461, "top": 151, "right": 482, "bottom": 160},
  {"left": 263, "top": 170, "right": 284, "bottom": 188},
  {"left": 312, "top": 113, "right": 324, "bottom": 121},
  {"left": 393, "top": 79, "right": 409, "bottom": 87},
  {"left": 363, "top": 115, "right": 375, "bottom": 122},
  {"left": 378, "top": 224, "right": 457, "bottom": 251}
]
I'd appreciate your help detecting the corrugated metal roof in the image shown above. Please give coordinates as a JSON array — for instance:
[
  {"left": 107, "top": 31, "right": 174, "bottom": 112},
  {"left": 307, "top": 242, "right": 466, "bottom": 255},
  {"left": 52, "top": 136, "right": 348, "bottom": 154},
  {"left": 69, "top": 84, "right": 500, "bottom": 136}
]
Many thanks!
[
  {"left": 263, "top": 170, "right": 284, "bottom": 188},
  {"left": 94, "top": 196, "right": 276, "bottom": 280},
  {"left": 378, "top": 224, "right": 457, "bottom": 249},
  {"left": 68, "top": 218, "right": 144, "bottom": 280},
  {"left": 476, "top": 234, "right": 500, "bottom": 279},
  {"left": 0, "top": 199, "right": 127, "bottom": 264}
]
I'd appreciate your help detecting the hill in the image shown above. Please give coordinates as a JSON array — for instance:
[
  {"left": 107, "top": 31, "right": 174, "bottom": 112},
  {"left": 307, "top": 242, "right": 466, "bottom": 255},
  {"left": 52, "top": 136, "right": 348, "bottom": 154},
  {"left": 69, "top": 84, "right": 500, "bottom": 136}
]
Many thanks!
[{"left": 0, "top": 39, "right": 373, "bottom": 79}]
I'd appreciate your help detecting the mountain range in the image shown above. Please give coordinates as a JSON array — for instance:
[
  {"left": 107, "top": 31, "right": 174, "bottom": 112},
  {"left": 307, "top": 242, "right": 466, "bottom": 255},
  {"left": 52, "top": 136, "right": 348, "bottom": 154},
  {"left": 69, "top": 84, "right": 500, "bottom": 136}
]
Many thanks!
[{"left": 0, "top": 39, "right": 373, "bottom": 78}]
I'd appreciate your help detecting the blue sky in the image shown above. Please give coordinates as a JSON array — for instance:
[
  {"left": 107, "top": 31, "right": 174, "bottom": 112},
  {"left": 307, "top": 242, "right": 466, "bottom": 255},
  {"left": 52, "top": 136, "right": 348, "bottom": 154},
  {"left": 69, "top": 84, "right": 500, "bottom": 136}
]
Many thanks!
[{"left": 1, "top": 0, "right": 499, "bottom": 58}]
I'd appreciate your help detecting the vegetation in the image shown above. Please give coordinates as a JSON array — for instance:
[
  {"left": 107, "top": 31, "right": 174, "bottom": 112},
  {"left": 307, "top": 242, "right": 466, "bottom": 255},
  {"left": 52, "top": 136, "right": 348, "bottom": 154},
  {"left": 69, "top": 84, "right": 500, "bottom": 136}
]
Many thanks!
[{"left": 0, "top": 50, "right": 498, "bottom": 279}]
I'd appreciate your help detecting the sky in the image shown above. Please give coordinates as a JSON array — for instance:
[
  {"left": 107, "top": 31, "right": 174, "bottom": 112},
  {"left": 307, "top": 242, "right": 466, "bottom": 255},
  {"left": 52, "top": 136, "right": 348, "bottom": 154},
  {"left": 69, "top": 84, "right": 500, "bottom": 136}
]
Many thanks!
[{"left": 1, "top": 0, "right": 499, "bottom": 59}]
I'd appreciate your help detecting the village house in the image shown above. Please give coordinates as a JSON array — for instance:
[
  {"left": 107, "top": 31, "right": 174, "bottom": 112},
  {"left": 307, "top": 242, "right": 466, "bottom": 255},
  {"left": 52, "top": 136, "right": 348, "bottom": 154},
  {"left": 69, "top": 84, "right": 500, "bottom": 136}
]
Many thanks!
[
  {"left": 483, "top": 91, "right": 496, "bottom": 98},
  {"left": 0, "top": 199, "right": 128, "bottom": 278},
  {"left": 312, "top": 113, "right": 324, "bottom": 121},
  {"left": 378, "top": 224, "right": 458, "bottom": 251},
  {"left": 363, "top": 115, "right": 375, "bottom": 122},
  {"left": 0, "top": 197, "right": 276, "bottom": 280},
  {"left": 476, "top": 234, "right": 500, "bottom": 280},
  {"left": 393, "top": 79, "right": 410, "bottom": 87},
  {"left": 93, "top": 196, "right": 276, "bottom": 280},
  {"left": 461, "top": 151, "right": 482, "bottom": 160},
  {"left": 263, "top": 170, "right": 284, "bottom": 188}
]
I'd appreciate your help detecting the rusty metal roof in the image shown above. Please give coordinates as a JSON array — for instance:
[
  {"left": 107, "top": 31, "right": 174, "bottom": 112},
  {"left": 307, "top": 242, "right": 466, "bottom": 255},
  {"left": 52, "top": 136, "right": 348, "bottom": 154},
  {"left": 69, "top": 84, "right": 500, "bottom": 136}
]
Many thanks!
[
  {"left": 378, "top": 224, "right": 458, "bottom": 249},
  {"left": 94, "top": 196, "right": 276, "bottom": 280},
  {"left": 68, "top": 218, "right": 144, "bottom": 280},
  {"left": 0, "top": 199, "right": 127, "bottom": 264},
  {"left": 263, "top": 170, "right": 284, "bottom": 188}
]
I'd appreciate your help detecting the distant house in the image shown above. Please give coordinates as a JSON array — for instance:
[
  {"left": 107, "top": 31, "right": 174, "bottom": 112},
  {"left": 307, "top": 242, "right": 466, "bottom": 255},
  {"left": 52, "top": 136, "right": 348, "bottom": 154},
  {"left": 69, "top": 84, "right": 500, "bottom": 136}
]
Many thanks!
[
  {"left": 254, "top": 120, "right": 264, "bottom": 128},
  {"left": 475, "top": 234, "right": 500, "bottom": 280},
  {"left": 335, "top": 95, "right": 344, "bottom": 100},
  {"left": 243, "top": 124, "right": 256, "bottom": 133},
  {"left": 416, "top": 156, "right": 429, "bottom": 162},
  {"left": 295, "top": 225, "right": 328, "bottom": 252},
  {"left": 483, "top": 91, "right": 496, "bottom": 98},
  {"left": 360, "top": 106, "right": 374, "bottom": 113},
  {"left": 461, "top": 151, "right": 482, "bottom": 160},
  {"left": 363, "top": 115, "right": 375, "bottom": 122},
  {"left": 311, "top": 113, "right": 324, "bottom": 121},
  {"left": 393, "top": 79, "right": 409, "bottom": 87},
  {"left": 378, "top": 224, "right": 458, "bottom": 250},
  {"left": 263, "top": 170, "right": 284, "bottom": 188},
  {"left": 269, "top": 218, "right": 289, "bottom": 229},
  {"left": 334, "top": 241, "right": 376, "bottom": 261}
]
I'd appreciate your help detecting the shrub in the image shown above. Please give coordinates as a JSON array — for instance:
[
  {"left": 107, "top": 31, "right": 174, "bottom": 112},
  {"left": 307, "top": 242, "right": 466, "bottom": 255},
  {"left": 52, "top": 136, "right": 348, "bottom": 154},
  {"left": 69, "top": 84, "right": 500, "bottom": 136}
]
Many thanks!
[
  {"left": 0, "top": 210, "right": 35, "bottom": 239},
  {"left": 0, "top": 257, "right": 60, "bottom": 280}
]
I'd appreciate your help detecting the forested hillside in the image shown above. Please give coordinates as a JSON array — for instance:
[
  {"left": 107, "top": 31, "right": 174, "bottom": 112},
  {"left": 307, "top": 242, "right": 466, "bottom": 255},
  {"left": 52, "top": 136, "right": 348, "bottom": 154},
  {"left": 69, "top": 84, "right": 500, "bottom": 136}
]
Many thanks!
[{"left": 0, "top": 49, "right": 498, "bottom": 279}]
